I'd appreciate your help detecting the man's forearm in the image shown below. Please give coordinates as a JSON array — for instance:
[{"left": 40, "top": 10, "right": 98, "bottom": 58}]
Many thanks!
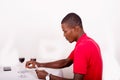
[
  {"left": 50, "top": 74, "right": 73, "bottom": 80},
  {"left": 36, "top": 59, "right": 72, "bottom": 69},
  {"left": 50, "top": 73, "right": 84, "bottom": 80}
]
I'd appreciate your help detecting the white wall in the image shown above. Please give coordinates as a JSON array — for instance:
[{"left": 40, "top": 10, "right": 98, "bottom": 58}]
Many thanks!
[{"left": 0, "top": 0, "right": 120, "bottom": 80}]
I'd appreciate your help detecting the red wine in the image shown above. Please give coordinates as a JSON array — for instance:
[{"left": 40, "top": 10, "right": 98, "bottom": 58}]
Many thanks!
[
  {"left": 30, "top": 58, "right": 36, "bottom": 61},
  {"left": 19, "top": 57, "right": 25, "bottom": 63}
]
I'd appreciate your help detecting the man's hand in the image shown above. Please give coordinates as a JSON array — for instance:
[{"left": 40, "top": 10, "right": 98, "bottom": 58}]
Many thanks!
[
  {"left": 25, "top": 61, "right": 36, "bottom": 68},
  {"left": 35, "top": 70, "right": 48, "bottom": 79}
]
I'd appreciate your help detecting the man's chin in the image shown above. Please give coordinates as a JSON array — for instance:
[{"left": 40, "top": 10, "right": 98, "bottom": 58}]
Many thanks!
[
  {"left": 66, "top": 38, "right": 73, "bottom": 43},
  {"left": 68, "top": 40, "right": 73, "bottom": 43}
]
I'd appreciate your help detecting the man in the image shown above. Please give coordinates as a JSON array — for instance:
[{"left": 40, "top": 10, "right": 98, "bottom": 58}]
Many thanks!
[{"left": 26, "top": 13, "right": 103, "bottom": 80}]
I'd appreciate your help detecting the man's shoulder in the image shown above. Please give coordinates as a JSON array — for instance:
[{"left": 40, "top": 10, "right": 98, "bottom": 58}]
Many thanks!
[{"left": 77, "top": 37, "right": 98, "bottom": 48}]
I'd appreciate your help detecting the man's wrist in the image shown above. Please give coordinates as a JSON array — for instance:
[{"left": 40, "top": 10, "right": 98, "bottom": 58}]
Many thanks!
[
  {"left": 36, "top": 62, "right": 43, "bottom": 67},
  {"left": 36, "top": 62, "right": 41, "bottom": 67}
]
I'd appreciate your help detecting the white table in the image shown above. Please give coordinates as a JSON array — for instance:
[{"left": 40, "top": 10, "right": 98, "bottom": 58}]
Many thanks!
[{"left": 0, "top": 66, "right": 63, "bottom": 80}]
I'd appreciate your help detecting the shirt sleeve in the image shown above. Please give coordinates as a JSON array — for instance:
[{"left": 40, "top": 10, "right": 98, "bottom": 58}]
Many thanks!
[{"left": 74, "top": 44, "right": 90, "bottom": 74}]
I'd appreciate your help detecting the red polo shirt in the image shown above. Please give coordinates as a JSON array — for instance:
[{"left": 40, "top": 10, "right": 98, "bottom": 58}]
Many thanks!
[{"left": 68, "top": 33, "right": 103, "bottom": 80}]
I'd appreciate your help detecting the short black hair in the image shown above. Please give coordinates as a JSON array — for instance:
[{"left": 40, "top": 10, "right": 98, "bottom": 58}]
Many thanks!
[{"left": 61, "top": 13, "right": 83, "bottom": 28}]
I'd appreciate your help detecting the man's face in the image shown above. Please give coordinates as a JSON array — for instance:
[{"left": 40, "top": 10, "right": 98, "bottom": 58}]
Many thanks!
[{"left": 61, "top": 23, "right": 76, "bottom": 43}]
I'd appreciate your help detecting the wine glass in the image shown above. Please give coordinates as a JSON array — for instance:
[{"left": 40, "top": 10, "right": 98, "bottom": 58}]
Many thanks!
[
  {"left": 19, "top": 57, "right": 25, "bottom": 63},
  {"left": 30, "top": 58, "right": 36, "bottom": 61},
  {"left": 18, "top": 57, "right": 26, "bottom": 78}
]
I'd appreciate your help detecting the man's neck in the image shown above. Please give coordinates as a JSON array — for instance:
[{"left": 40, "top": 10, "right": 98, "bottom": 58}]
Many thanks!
[{"left": 77, "top": 31, "right": 85, "bottom": 41}]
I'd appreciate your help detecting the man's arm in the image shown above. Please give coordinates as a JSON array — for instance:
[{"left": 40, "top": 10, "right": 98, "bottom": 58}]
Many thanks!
[
  {"left": 36, "top": 70, "right": 84, "bottom": 80},
  {"left": 36, "top": 58, "right": 73, "bottom": 69},
  {"left": 50, "top": 73, "right": 84, "bottom": 80}
]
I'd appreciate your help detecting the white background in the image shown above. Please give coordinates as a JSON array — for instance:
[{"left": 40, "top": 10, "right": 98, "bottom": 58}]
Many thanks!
[{"left": 0, "top": 0, "right": 120, "bottom": 80}]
